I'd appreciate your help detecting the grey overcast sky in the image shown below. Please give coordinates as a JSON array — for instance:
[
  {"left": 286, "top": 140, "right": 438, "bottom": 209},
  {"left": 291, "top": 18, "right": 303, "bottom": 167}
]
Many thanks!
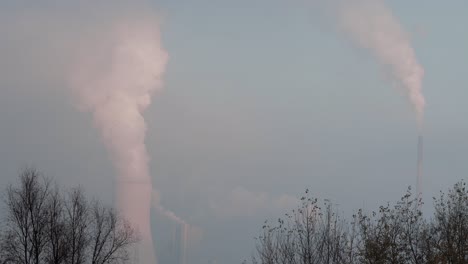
[{"left": 0, "top": 0, "right": 467, "bottom": 263}]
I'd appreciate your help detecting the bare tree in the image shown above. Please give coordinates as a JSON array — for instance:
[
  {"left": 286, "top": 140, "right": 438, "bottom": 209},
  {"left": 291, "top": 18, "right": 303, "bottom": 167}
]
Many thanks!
[
  {"left": 252, "top": 190, "right": 349, "bottom": 264},
  {"left": 355, "top": 187, "right": 427, "bottom": 264},
  {"left": 247, "top": 187, "right": 441, "bottom": 264},
  {"left": 89, "top": 202, "right": 138, "bottom": 264},
  {"left": 431, "top": 181, "right": 468, "bottom": 264},
  {"left": 2, "top": 169, "right": 51, "bottom": 264},
  {"left": 44, "top": 186, "right": 68, "bottom": 264},
  {"left": 0, "top": 169, "right": 139, "bottom": 264},
  {"left": 65, "top": 188, "right": 89, "bottom": 264},
  {"left": 396, "top": 190, "right": 425, "bottom": 264}
]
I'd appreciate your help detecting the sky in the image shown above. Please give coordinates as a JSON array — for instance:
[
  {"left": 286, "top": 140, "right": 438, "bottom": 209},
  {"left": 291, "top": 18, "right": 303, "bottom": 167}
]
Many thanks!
[{"left": 1, "top": 0, "right": 468, "bottom": 263}]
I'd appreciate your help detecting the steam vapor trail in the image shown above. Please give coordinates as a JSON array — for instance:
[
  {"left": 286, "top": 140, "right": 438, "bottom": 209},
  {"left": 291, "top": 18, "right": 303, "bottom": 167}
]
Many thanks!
[
  {"left": 152, "top": 190, "right": 188, "bottom": 225},
  {"left": 337, "top": 0, "right": 425, "bottom": 128},
  {"left": 71, "top": 18, "right": 168, "bottom": 264},
  {"left": 333, "top": 0, "right": 426, "bottom": 197},
  {"left": 152, "top": 190, "right": 190, "bottom": 263}
]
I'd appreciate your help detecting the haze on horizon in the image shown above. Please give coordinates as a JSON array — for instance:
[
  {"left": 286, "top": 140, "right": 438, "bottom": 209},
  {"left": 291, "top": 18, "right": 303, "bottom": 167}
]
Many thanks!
[{"left": 0, "top": 0, "right": 467, "bottom": 263}]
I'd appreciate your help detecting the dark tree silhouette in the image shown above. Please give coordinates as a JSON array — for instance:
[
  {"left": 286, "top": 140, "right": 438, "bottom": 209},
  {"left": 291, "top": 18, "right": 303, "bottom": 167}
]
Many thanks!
[
  {"left": 0, "top": 169, "right": 138, "bottom": 264},
  {"left": 247, "top": 181, "right": 468, "bottom": 264},
  {"left": 431, "top": 181, "right": 468, "bottom": 263}
]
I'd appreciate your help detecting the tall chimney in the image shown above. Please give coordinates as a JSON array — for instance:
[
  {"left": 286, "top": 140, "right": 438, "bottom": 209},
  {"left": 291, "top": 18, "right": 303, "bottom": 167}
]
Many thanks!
[{"left": 417, "top": 134, "right": 423, "bottom": 206}]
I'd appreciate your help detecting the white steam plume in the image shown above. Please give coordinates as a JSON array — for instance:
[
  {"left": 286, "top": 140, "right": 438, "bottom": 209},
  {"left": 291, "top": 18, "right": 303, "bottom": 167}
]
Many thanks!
[
  {"left": 152, "top": 189, "right": 188, "bottom": 225},
  {"left": 152, "top": 190, "right": 191, "bottom": 264},
  {"left": 71, "top": 17, "right": 168, "bottom": 264},
  {"left": 332, "top": 0, "right": 426, "bottom": 201},
  {"left": 337, "top": 0, "right": 425, "bottom": 129}
]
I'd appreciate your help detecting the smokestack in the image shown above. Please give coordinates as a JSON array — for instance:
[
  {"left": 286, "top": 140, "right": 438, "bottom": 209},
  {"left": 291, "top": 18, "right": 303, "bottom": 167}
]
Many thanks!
[{"left": 417, "top": 134, "right": 423, "bottom": 205}]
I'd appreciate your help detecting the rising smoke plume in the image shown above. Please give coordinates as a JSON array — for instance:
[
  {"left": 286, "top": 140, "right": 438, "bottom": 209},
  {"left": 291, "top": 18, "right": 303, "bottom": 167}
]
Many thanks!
[
  {"left": 335, "top": 0, "right": 425, "bottom": 129},
  {"left": 70, "top": 15, "right": 168, "bottom": 264},
  {"left": 332, "top": 0, "right": 426, "bottom": 198},
  {"left": 152, "top": 189, "right": 189, "bottom": 225},
  {"left": 1, "top": 3, "right": 171, "bottom": 262}
]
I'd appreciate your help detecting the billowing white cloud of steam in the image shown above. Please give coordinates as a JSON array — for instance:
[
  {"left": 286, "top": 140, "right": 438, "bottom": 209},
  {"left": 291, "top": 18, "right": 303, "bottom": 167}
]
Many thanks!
[
  {"left": 153, "top": 190, "right": 202, "bottom": 262},
  {"left": 335, "top": 0, "right": 425, "bottom": 129},
  {"left": 1, "top": 2, "right": 171, "bottom": 263},
  {"left": 70, "top": 16, "right": 168, "bottom": 264}
]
